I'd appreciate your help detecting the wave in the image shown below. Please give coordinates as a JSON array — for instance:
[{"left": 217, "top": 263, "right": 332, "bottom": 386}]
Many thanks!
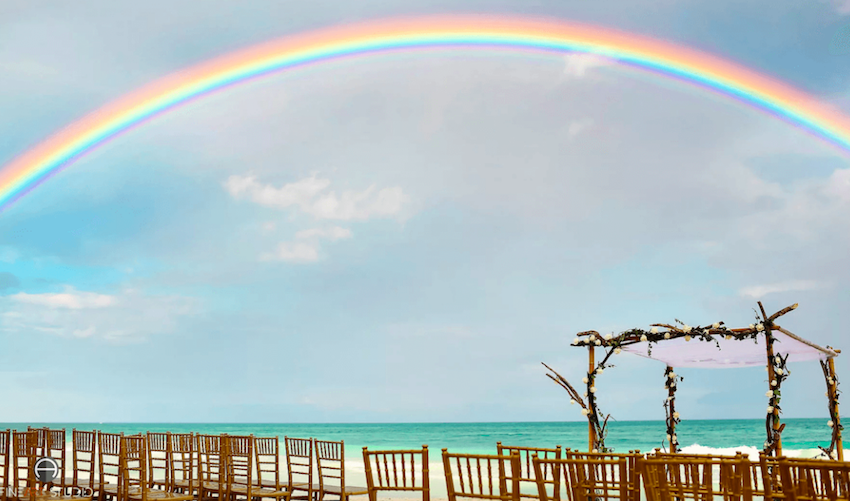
[{"left": 679, "top": 443, "right": 834, "bottom": 461}]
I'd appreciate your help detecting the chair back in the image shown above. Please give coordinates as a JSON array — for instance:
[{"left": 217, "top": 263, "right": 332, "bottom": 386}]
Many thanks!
[
  {"left": 147, "top": 432, "right": 170, "bottom": 489},
  {"left": 285, "top": 437, "right": 314, "bottom": 501},
  {"left": 223, "top": 435, "right": 255, "bottom": 500},
  {"left": 316, "top": 439, "right": 347, "bottom": 494},
  {"left": 120, "top": 435, "right": 148, "bottom": 501},
  {"left": 70, "top": 430, "right": 97, "bottom": 490},
  {"left": 255, "top": 437, "right": 283, "bottom": 490},
  {"left": 12, "top": 430, "right": 39, "bottom": 501},
  {"left": 362, "top": 446, "right": 430, "bottom": 501},
  {"left": 640, "top": 455, "right": 754, "bottom": 501},
  {"left": 43, "top": 428, "right": 67, "bottom": 492},
  {"left": 496, "top": 444, "right": 561, "bottom": 501},
  {"left": 198, "top": 434, "right": 226, "bottom": 500},
  {"left": 775, "top": 456, "right": 850, "bottom": 501},
  {"left": 564, "top": 450, "right": 642, "bottom": 501},
  {"left": 0, "top": 430, "right": 10, "bottom": 501},
  {"left": 442, "top": 449, "right": 520, "bottom": 501},
  {"left": 169, "top": 433, "right": 196, "bottom": 493},
  {"left": 98, "top": 432, "right": 124, "bottom": 494}
]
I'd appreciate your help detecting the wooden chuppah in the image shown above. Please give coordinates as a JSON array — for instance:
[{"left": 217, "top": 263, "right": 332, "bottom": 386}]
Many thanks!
[{"left": 544, "top": 302, "right": 842, "bottom": 458}]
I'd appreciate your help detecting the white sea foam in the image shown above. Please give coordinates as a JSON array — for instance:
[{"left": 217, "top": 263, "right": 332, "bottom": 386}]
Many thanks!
[{"left": 679, "top": 443, "right": 834, "bottom": 461}]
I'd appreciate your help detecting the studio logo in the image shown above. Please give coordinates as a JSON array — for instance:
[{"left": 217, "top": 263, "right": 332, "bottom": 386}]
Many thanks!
[{"left": 33, "top": 457, "right": 60, "bottom": 483}]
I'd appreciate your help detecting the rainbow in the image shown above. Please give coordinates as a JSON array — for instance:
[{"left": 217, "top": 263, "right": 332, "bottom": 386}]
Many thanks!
[{"left": 2, "top": 15, "right": 850, "bottom": 212}]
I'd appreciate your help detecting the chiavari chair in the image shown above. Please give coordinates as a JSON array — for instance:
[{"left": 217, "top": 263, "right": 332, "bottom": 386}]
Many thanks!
[
  {"left": 10, "top": 430, "right": 90, "bottom": 501},
  {"left": 146, "top": 433, "right": 170, "bottom": 490},
  {"left": 362, "top": 446, "right": 430, "bottom": 501},
  {"left": 98, "top": 432, "right": 124, "bottom": 501},
  {"left": 1, "top": 430, "right": 10, "bottom": 501},
  {"left": 256, "top": 437, "right": 287, "bottom": 490},
  {"left": 117, "top": 435, "right": 192, "bottom": 501},
  {"left": 197, "top": 435, "right": 225, "bottom": 501},
  {"left": 565, "top": 450, "right": 643, "bottom": 501},
  {"left": 533, "top": 455, "right": 630, "bottom": 501},
  {"left": 285, "top": 437, "right": 316, "bottom": 501},
  {"left": 774, "top": 455, "right": 850, "bottom": 501},
  {"left": 496, "top": 443, "right": 560, "bottom": 501},
  {"left": 315, "top": 439, "right": 367, "bottom": 501},
  {"left": 65, "top": 430, "right": 98, "bottom": 498},
  {"left": 169, "top": 434, "right": 197, "bottom": 496},
  {"left": 442, "top": 449, "right": 521, "bottom": 501},
  {"left": 223, "top": 435, "right": 290, "bottom": 501},
  {"left": 639, "top": 455, "right": 753, "bottom": 501}
]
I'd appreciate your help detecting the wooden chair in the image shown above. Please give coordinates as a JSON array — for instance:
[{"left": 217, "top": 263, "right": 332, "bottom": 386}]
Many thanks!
[
  {"left": 639, "top": 455, "right": 754, "bottom": 501},
  {"left": 315, "top": 439, "right": 367, "bottom": 501},
  {"left": 98, "top": 432, "right": 124, "bottom": 501},
  {"left": 442, "top": 449, "right": 520, "bottom": 501},
  {"left": 169, "top": 434, "right": 197, "bottom": 496},
  {"left": 1, "top": 430, "right": 10, "bottom": 501},
  {"left": 64, "top": 430, "right": 99, "bottom": 498},
  {"left": 495, "top": 444, "right": 561, "bottom": 501},
  {"left": 197, "top": 435, "right": 225, "bottom": 501},
  {"left": 533, "top": 455, "right": 628, "bottom": 501},
  {"left": 43, "top": 428, "right": 70, "bottom": 495},
  {"left": 362, "top": 446, "right": 430, "bottom": 501},
  {"left": 256, "top": 437, "right": 287, "bottom": 491},
  {"left": 222, "top": 435, "right": 290, "bottom": 501},
  {"left": 562, "top": 450, "right": 643, "bottom": 501},
  {"left": 285, "top": 437, "right": 316, "bottom": 501},
  {"left": 146, "top": 433, "right": 170, "bottom": 490},
  {"left": 774, "top": 456, "right": 850, "bottom": 501},
  {"left": 117, "top": 435, "right": 192, "bottom": 501}
]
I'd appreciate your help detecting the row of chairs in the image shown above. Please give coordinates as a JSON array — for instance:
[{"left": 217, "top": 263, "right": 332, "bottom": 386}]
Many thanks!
[{"left": 2, "top": 428, "right": 848, "bottom": 501}]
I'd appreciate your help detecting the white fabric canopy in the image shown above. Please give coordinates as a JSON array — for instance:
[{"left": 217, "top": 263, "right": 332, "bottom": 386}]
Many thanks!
[{"left": 620, "top": 328, "right": 837, "bottom": 369}]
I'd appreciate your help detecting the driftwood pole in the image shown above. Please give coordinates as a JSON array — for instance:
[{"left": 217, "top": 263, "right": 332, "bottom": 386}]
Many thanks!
[
  {"left": 588, "top": 344, "right": 597, "bottom": 452},
  {"left": 664, "top": 366, "right": 679, "bottom": 453},
  {"left": 829, "top": 356, "right": 844, "bottom": 460}
]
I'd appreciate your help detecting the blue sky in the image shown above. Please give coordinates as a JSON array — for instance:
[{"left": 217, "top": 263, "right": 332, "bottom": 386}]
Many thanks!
[{"left": 1, "top": 0, "right": 850, "bottom": 423}]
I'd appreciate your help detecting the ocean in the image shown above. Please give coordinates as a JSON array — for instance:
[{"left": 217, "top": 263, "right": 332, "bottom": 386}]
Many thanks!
[{"left": 4, "top": 418, "right": 840, "bottom": 454}]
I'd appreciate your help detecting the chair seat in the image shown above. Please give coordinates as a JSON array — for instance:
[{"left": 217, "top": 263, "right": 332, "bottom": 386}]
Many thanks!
[
  {"left": 319, "top": 485, "right": 369, "bottom": 496},
  {"left": 126, "top": 488, "right": 194, "bottom": 501},
  {"left": 230, "top": 485, "right": 291, "bottom": 498}
]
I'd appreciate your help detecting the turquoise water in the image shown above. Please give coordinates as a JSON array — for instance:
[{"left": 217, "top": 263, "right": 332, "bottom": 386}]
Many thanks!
[{"left": 2, "top": 419, "right": 842, "bottom": 453}]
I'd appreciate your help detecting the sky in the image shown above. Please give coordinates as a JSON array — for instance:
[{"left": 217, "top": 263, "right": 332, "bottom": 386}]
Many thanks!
[{"left": 1, "top": 0, "right": 850, "bottom": 424}]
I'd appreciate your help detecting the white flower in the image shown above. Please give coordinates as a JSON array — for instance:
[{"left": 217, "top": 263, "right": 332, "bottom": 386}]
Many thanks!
[
  {"left": 595, "top": 339, "right": 601, "bottom": 345},
  {"left": 584, "top": 392, "right": 588, "bottom": 398},
  {"left": 582, "top": 377, "right": 589, "bottom": 384},
  {"left": 640, "top": 334, "right": 648, "bottom": 342},
  {"left": 570, "top": 399, "right": 576, "bottom": 405},
  {"left": 828, "top": 378, "right": 835, "bottom": 385},
  {"left": 767, "top": 406, "right": 774, "bottom": 413},
  {"left": 667, "top": 396, "right": 673, "bottom": 401},
  {"left": 673, "top": 412, "right": 680, "bottom": 419},
  {"left": 670, "top": 381, "right": 676, "bottom": 387},
  {"left": 776, "top": 368, "right": 783, "bottom": 375},
  {"left": 590, "top": 386, "right": 597, "bottom": 393},
  {"left": 725, "top": 335, "right": 732, "bottom": 340},
  {"left": 573, "top": 338, "right": 580, "bottom": 345},
  {"left": 775, "top": 356, "right": 781, "bottom": 364},
  {"left": 712, "top": 323, "right": 720, "bottom": 329},
  {"left": 650, "top": 327, "right": 658, "bottom": 334},
  {"left": 756, "top": 323, "right": 764, "bottom": 331},
  {"left": 614, "top": 348, "right": 622, "bottom": 355},
  {"left": 829, "top": 420, "right": 835, "bottom": 428},
  {"left": 683, "top": 325, "right": 691, "bottom": 333},
  {"left": 684, "top": 335, "right": 691, "bottom": 342},
  {"left": 826, "top": 392, "right": 830, "bottom": 397},
  {"left": 749, "top": 324, "right": 754, "bottom": 329},
  {"left": 666, "top": 434, "right": 671, "bottom": 441},
  {"left": 581, "top": 409, "right": 589, "bottom": 416},
  {"left": 664, "top": 385, "right": 668, "bottom": 390},
  {"left": 589, "top": 334, "right": 596, "bottom": 341},
  {"left": 592, "top": 449, "right": 598, "bottom": 453},
  {"left": 605, "top": 333, "right": 613, "bottom": 340},
  {"left": 670, "top": 372, "right": 677, "bottom": 378},
  {"left": 664, "top": 332, "right": 671, "bottom": 339},
  {"left": 771, "top": 380, "right": 778, "bottom": 386},
  {"left": 766, "top": 390, "right": 774, "bottom": 398},
  {"left": 596, "top": 368, "right": 604, "bottom": 375},
  {"left": 672, "top": 435, "right": 677, "bottom": 442}
]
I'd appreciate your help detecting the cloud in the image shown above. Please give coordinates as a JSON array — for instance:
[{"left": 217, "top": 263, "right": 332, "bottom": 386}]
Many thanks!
[
  {"left": 562, "top": 54, "right": 613, "bottom": 79},
  {"left": 262, "top": 226, "right": 353, "bottom": 263},
  {"left": 11, "top": 288, "right": 115, "bottom": 309},
  {"left": 0, "top": 272, "right": 20, "bottom": 292},
  {"left": 832, "top": 0, "right": 850, "bottom": 14},
  {"left": 567, "top": 119, "right": 593, "bottom": 140},
  {"left": 739, "top": 280, "right": 823, "bottom": 298},
  {"left": 1, "top": 286, "right": 199, "bottom": 342},
  {"left": 224, "top": 174, "right": 409, "bottom": 221}
]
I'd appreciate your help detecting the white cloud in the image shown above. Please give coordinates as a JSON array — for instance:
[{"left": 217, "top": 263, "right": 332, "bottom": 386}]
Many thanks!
[
  {"left": 224, "top": 174, "right": 409, "bottom": 221},
  {"left": 739, "top": 280, "right": 823, "bottom": 298},
  {"left": 263, "top": 225, "right": 353, "bottom": 263},
  {"left": 567, "top": 119, "right": 593, "bottom": 140},
  {"left": 11, "top": 288, "right": 116, "bottom": 309},
  {"left": 0, "top": 287, "right": 199, "bottom": 342},
  {"left": 562, "top": 54, "right": 613, "bottom": 79}
]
